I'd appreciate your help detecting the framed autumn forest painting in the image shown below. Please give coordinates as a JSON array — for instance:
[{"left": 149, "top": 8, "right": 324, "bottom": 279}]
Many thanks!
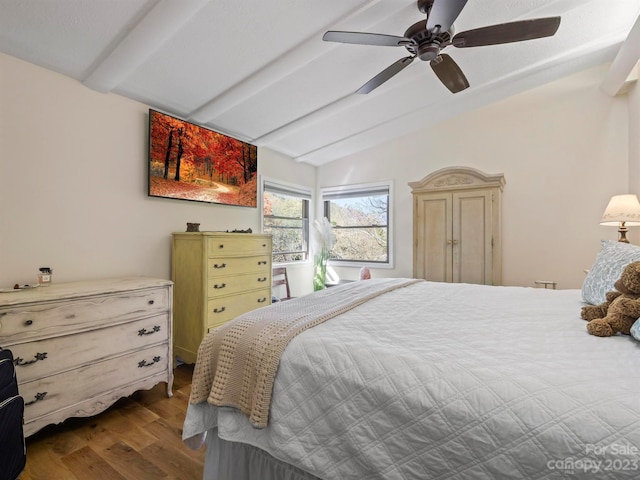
[{"left": 148, "top": 109, "right": 258, "bottom": 207}]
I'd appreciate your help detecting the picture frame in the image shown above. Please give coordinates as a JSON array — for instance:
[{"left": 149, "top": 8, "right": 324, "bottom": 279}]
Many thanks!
[{"left": 148, "top": 109, "right": 258, "bottom": 207}]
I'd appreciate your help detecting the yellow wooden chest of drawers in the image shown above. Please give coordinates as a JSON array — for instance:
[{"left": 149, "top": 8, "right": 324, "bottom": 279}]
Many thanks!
[{"left": 172, "top": 232, "right": 272, "bottom": 364}]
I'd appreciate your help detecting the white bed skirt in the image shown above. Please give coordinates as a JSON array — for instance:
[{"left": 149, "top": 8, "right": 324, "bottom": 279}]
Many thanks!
[{"left": 204, "top": 429, "right": 322, "bottom": 480}]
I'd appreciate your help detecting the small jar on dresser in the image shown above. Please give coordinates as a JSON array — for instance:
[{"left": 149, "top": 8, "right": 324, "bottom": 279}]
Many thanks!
[
  {"left": 172, "top": 232, "right": 272, "bottom": 365},
  {"left": 0, "top": 276, "right": 174, "bottom": 437}
]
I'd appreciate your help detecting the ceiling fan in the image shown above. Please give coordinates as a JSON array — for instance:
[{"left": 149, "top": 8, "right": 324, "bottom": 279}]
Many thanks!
[{"left": 323, "top": 0, "right": 560, "bottom": 94}]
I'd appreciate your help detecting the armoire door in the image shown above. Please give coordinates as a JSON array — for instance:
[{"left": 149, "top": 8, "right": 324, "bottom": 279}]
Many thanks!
[
  {"left": 414, "top": 191, "right": 451, "bottom": 282},
  {"left": 410, "top": 167, "right": 504, "bottom": 286},
  {"left": 451, "top": 190, "right": 493, "bottom": 284}
]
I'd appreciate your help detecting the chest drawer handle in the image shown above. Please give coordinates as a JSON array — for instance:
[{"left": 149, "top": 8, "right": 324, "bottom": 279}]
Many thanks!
[
  {"left": 24, "top": 320, "right": 33, "bottom": 326},
  {"left": 214, "top": 263, "right": 227, "bottom": 269},
  {"left": 257, "top": 277, "right": 267, "bottom": 282},
  {"left": 218, "top": 244, "right": 224, "bottom": 249},
  {"left": 213, "top": 307, "right": 226, "bottom": 314},
  {"left": 257, "top": 297, "right": 267, "bottom": 303},
  {"left": 14, "top": 352, "right": 48, "bottom": 366},
  {"left": 25, "top": 392, "right": 48, "bottom": 406},
  {"left": 138, "top": 326, "right": 161, "bottom": 336},
  {"left": 213, "top": 283, "right": 226, "bottom": 289},
  {"left": 257, "top": 260, "right": 267, "bottom": 265},
  {"left": 148, "top": 300, "right": 155, "bottom": 305},
  {"left": 138, "top": 356, "right": 161, "bottom": 368}
]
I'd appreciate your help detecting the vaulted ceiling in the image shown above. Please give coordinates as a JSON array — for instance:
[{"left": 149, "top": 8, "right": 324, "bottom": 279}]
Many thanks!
[{"left": 1, "top": 0, "right": 639, "bottom": 166}]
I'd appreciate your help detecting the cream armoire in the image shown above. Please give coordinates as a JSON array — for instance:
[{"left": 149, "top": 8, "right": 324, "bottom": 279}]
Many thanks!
[{"left": 409, "top": 167, "right": 505, "bottom": 285}]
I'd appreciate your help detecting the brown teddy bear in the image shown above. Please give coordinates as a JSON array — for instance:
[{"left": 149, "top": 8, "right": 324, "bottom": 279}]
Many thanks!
[{"left": 581, "top": 261, "right": 640, "bottom": 336}]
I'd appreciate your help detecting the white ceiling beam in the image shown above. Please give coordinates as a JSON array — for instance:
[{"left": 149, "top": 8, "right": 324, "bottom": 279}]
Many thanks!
[
  {"left": 253, "top": 92, "right": 365, "bottom": 145},
  {"left": 83, "top": 0, "right": 209, "bottom": 93},
  {"left": 601, "top": 14, "right": 640, "bottom": 96}
]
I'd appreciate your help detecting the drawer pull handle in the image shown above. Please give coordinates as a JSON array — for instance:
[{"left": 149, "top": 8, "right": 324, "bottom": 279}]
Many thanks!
[
  {"left": 214, "top": 263, "right": 227, "bottom": 269},
  {"left": 262, "top": 243, "right": 267, "bottom": 247},
  {"left": 138, "top": 356, "right": 161, "bottom": 368},
  {"left": 65, "top": 314, "right": 76, "bottom": 319},
  {"left": 257, "top": 260, "right": 267, "bottom": 265},
  {"left": 24, "top": 320, "right": 33, "bottom": 326},
  {"left": 25, "top": 392, "right": 47, "bottom": 406},
  {"left": 148, "top": 300, "right": 155, "bottom": 305},
  {"left": 219, "top": 244, "right": 224, "bottom": 249},
  {"left": 257, "top": 297, "right": 267, "bottom": 303},
  {"left": 213, "top": 283, "right": 226, "bottom": 289},
  {"left": 14, "top": 352, "right": 48, "bottom": 366},
  {"left": 213, "top": 307, "right": 226, "bottom": 314},
  {"left": 138, "top": 326, "right": 161, "bottom": 336},
  {"left": 257, "top": 277, "right": 267, "bottom": 282}
]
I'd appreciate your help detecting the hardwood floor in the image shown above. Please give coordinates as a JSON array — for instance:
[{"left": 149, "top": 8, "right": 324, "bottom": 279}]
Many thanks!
[{"left": 19, "top": 364, "right": 205, "bottom": 480}]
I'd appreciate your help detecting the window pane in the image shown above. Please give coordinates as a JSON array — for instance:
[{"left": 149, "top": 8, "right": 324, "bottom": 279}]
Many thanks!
[
  {"left": 264, "top": 218, "right": 306, "bottom": 254},
  {"left": 265, "top": 192, "right": 305, "bottom": 217},
  {"left": 328, "top": 195, "right": 388, "bottom": 227},
  {"left": 322, "top": 185, "right": 390, "bottom": 264},
  {"left": 263, "top": 188, "right": 309, "bottom": 263},
  {"left": 331, "top": 227, "right": 388, "bottom": 262}
]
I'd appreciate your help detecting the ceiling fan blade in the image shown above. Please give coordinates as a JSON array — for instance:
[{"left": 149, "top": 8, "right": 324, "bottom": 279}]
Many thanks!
[
  {"left": 430, "top": 54, "right": 469, "bottom": 93},
  {"left": 323, "top": 31, "right": 409, "bottom": 47},
  {"left": 452, "top": 17, "right": 561, "bottom": 48},
  {"left": 426, "top": 0, "right": 469, "bottom": 33},
  {"left": 356, "top": 56, "right": 415, "bottom": 94}
]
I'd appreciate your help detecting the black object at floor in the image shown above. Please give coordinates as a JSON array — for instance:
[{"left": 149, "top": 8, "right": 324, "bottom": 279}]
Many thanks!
[{"left": 0, "top": 348, "right": 26, "bottom": 480}]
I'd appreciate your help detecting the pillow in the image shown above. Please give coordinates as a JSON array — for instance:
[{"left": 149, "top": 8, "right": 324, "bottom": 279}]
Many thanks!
[
  {"left": 582, "top": 240, "right": 640, "bottom": 305},
  {"left": 631, "top": 319, "right": 640, "bottom": 341}
]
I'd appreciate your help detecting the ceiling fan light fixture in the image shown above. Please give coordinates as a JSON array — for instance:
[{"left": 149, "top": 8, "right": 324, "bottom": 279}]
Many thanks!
[{"left": 418, "top": 43, "right": 440, "bottom": 61}]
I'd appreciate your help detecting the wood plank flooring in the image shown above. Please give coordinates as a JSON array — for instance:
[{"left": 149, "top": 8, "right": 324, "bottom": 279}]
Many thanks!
[{"left": 19, "top": 364, "right": 205, "bottom": 480}]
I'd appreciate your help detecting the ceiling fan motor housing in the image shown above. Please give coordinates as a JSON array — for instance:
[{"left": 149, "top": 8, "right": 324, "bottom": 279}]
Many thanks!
[{"left": 404, "top": 20, "right": 453, "bottom": 61}]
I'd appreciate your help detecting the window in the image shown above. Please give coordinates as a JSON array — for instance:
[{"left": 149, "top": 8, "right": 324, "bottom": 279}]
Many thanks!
[
  {"left": 322, "top": 182, "right": 392, "bottom": 266},
  {"left": 263, "top": 180, "right": 311, "bottom": 263}
]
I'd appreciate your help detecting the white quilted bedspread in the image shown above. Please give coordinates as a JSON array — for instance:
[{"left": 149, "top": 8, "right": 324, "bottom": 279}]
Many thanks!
[{"left": 184, "top": 280, "right": 640, "bottom": 479}]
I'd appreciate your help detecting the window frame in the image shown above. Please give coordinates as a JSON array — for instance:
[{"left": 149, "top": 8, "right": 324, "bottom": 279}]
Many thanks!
[
  {"left": 261, "top": 177, "right": 313, "bottom": 265},
  {"left": 320, "top": 181, "right": 394, "bottom": 269}
]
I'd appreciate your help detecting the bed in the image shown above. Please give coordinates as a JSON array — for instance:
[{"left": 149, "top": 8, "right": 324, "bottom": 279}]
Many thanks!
[{"left": 183, "top": 243, "right": 640, "bottom": 480}]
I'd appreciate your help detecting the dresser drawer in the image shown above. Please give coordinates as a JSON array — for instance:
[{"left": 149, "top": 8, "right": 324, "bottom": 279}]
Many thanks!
[
  {"left": 11, "top": 314, "right": 169, "bottom": 384},
  {"left": 0, "top": 288, "right": 170, "bottom": 343},
  {"left": 207, "top": 236, "right": 271, "bottom": 257},
  {"left": 207, "top": 288, "right": 271, "bottom": 328},
  {"left": 21, "top": 343, "right": 169, "bottom": 423},
  {"left": 207, "top": 255, "right": 270, "bottom": 276},
  {"left": 207, "top": 272, "right": 270, "bottom": 298}
]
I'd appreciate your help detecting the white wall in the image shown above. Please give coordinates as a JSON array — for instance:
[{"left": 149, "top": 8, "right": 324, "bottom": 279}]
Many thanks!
[
  {"left": 318, "top": 64, "right": 631, "bottom": 289},
  {"left": 0, "top": 53, "right": 315, "bottom": 287},
  {"left": 630, "top": 77, "right": 640, "bottom": 193},
  {"left": 1, "top": 53, "right": 634, "bottom": 292}
]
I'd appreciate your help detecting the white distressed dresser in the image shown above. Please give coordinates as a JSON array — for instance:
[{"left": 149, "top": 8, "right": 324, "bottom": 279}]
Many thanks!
[
  {"left": 0, "top": 276, "right": 173, "bottom": 437},
  {"left": 172, "top": 232, "right": 272, "bottom": 364}
]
